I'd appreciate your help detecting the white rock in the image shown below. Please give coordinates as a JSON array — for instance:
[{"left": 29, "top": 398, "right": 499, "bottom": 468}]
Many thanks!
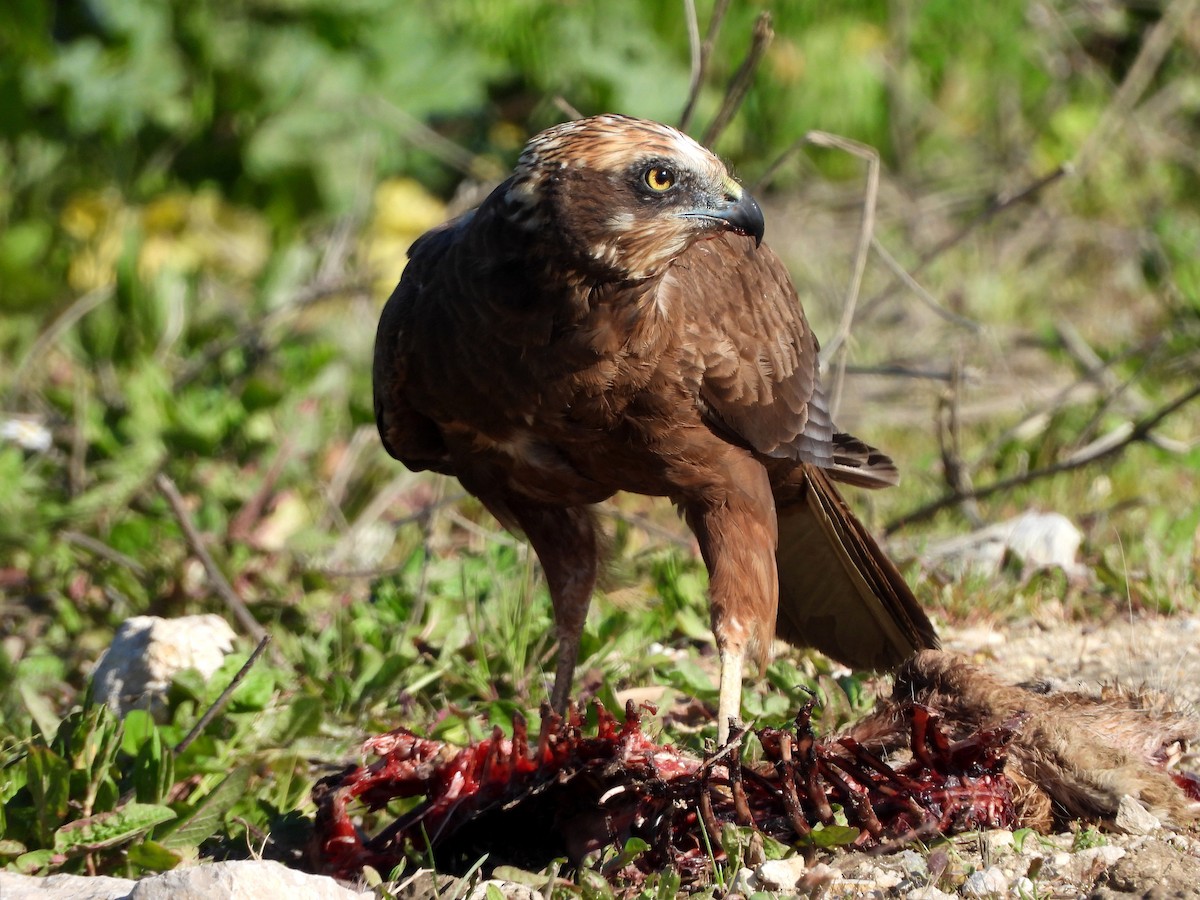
[
  {"left": 466, "top": 880, "right": 545, "bottom": 900},
  {"left": 923, "top": 511, "right": 1086, "bottom": 579},
  {"left": 728, "top": 866, "right": 758, "bottom": 895},
  {"left": 1055, "top": 844, "right": 1126, "bottom": 883},
  {"left": 0, "top": 872, "right": 136, "bottom": 899},
  {"left": 1114, "top": 794, "right": 1162, "bottom": 835},
  {"left": 756, "top": 856, "right": 809, "bottom": 890},
  {"left": 92, "top": 615, "right": 237, "bottom": 716},
  {"left": 980, "top": 829, "right": 1015, "bottom": 857},
  {"left": 0, "top": 862, "right": 371, "bottom": 900},
  {"left": 1013, "top": 876, "right": 1036, "bottom": 895},
  {"left": 961, "top": 865, "right": 1011, "bottom": 897},
  {"left": 895, "top": 849, "right": 929, "bottom": 877},
  {"left": 905, "top": 886, "right": 957, "bottom": 900},
  {"left": 871, "top": 864, "right": 903, "bottom": 889},
  {"left": 127, "top": 860, "right": 371, "bottom": 899}
]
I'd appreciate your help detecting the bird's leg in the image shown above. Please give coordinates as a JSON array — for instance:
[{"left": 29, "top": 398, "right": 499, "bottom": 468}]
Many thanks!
[
  {"left": 508, "top": 504, "right": 599, "bottom": 713},
  {"left": 683, "top": 453, "right": 780, "bottom": 746},
  {"left": 717, "top": 644, "right": 745, "bottom": 746}
]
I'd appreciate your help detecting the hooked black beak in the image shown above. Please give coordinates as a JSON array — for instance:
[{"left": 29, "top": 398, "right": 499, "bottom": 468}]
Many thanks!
[
  {"left": 714, "top": 188, "right": 765, "bottom": 247},
  {"left": 680, "top": 184, "right": 766, "bottom": 247}
]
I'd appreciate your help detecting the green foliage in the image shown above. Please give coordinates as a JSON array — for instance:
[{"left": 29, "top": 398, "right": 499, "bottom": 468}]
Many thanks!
[{"left": 2, "top": 703, "right": 174, "bottom": 874}]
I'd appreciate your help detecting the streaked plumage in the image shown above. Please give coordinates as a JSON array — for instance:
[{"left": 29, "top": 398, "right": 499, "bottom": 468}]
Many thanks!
[{"left": 374, "top": 115, "right": 937, "bottom": 741}]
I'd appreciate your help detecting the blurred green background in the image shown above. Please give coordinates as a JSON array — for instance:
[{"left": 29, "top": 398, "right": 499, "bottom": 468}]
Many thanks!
[{"left": 1, "top": 0, "right": 1198, "bottom": 880}]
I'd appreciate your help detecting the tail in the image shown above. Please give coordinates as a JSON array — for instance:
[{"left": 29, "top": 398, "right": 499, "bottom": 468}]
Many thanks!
[{"left": 774, "top": 465, "right": 938, "bottom": 669}]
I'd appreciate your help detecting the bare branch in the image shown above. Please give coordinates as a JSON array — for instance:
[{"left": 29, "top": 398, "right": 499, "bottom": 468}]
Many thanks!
[
  {"left": 702, "top": 12, "right": 773, "bottom": 147},
  {"left": 1073, "top": 0, "right": 1197, "bottom": 177},
  {"left": 858, "top": 164, "right": 1071, "bottom": 320},
  {"left": 886, "top": 383, "right": 1200, "bottom": 534},
  {"left": 553, "top": 96, "right": 585, "bottom": 121},
  {"left": 174, "top": 635, "right": 272, "bottom": 757},
  {"left": 599, "top": 504, "right": 696, "bottom": 550},
  {"left": 870, "top": 237, "right": 981, "bottom": 333},
  {"left": 797, "top": 132, "right": 877, "bottom": 418},
  {"left": 11, "top": 286, "right": 113, "bottom": 399},
  {"left": 370, "top": 98, "right": 500, "bottom": 179},
  {"left": 61, "top": 531, "right": 147, "bottom": 577},
  {"left": 679, "top": 0, "right": 731, "bottom": 133},
  {"left": 936, "top": 354, "right": 982, "bottom": 528},
  {"left": 156, "top": 473, "right": 272, "bottom": 651},
  {"left": 811, "top": 132, "right": 879, "bottom": 362},
  {"left": 680, "top": 0, "right": 702, "bottom": 130}
]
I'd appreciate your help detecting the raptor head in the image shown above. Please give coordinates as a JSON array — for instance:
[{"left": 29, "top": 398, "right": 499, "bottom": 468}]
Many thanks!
[{"left": 500, "top": 114, "right": 764, "bottom": 280}]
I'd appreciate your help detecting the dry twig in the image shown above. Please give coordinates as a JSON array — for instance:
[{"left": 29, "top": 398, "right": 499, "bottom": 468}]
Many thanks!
[
  {"left": 702, "top": 12, "right": 772, "bottom": 147},
  {"left": 1073, "top": 0, "right": 1198, "bottom": 177},
  {"left": 679, "top": 0, "right": 731, "bottom": 133},
  {"left": 156, "top": 473, "right": 273, "bottom": 652},
  {"left": 174, "top": 634, "right": 272, "bottom": 757},
  {"left": 886, "top": 383, "right": 1200, "bottom": 534},
  {"left": 857, "top": 164, "right": 1071, "bottom": 322}
]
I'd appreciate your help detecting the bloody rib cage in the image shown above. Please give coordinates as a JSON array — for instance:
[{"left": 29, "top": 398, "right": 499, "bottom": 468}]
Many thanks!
[{"left": 311, "top": 699, "right": 1017, "bottom": 882}]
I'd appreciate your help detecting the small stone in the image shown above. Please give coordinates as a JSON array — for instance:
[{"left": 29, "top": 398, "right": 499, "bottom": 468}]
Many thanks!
[
  {"left": 895, "top": 848, "right": 929, "bottom": 878},
  {"left": 756, "top": 856, "right": 809, "bottom": 890},
  {"left": 729, "top": 866, "right": 758, "bottom": 895},
  {"left": 92, "top": 614, "right": 237, "bottom": 717},
  {"left": 961, "top": 866, "right": 1011, "bottom": 897},
  {"left": 981, "top": 829, "right": 1015, "bottom": 858},
  {"left": 466, "top": 880, "right": 545, "bottom": 900},
  {"left": 906, "top": 886, "right": 957, "bottom": 900},
  {"left": 871, "top": 865, "right": 903, "bottom": 889},
  {"left": 1113, "top": 794, "right": 1161, "bottom": 835}
]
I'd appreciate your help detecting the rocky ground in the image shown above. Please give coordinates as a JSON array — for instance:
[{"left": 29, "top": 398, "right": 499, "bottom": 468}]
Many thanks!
[
  {"left": 722, "top": 614, "right": 1200, "bottom": 899},
  {"left": 364, "top": 614, "right": 1200, "bottom": 898},
  {"left": 3, "top": 615, "right": 1197, "bottom": 899},
  {"left": 389, "top": 614, "right": 1200, "bottom": 898}
]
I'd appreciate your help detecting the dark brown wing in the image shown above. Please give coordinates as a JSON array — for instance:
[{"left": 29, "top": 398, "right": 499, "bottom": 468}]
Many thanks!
[
  {"left": 661, "top": 233, "right": 896, "bottom": 485},
  {"left": 661, "top": 234, "right": 825, "bottom": 456},
  {"left": 372, "top": 213, "right": 475, "bottom": 474}
]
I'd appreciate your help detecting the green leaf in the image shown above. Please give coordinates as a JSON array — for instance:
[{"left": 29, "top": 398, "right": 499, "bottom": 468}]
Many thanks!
[
  {"left": 120, "top": 709, "right": 156, "bottom": 756},
  {"left": 26, "top": 745, "right": 70, "bottom": 846},
  {"left": 11, "top": 849, "right": 60, "bottom": 875},
  {"left": 654, "top": 869, "right": 682, "bottom": 900},
  {"left": 0, "top": 761, "right": 27, "bottom": 805},
  {"left": 805, "top": 822, "right": 861, "bottom": 848},
  {"left": 759, "top": 833, "right": 793, "bottom": 861},
  {"left": 19, "top": 681, "right": 60, "bottom": 742},
  {"left": 485, "top": 886, "right": 506, "bottom": 900},
  {"left": 661, "top": 657, "right": 715, "bottom": 698},
  {"left": 225, "top": 665, "right": 274, "bottom": 712},
  {"left": 125, "top": 839, "right": 184, "bottom": 872},
  {"left": 490, "top": 865, "right": 549, "bottom": 888},
  {"left": 272, "top": 695, "right": 323, "bottom": 745},
  {"left": 156, "top": 765, "right": 252, "bottom": 850},
  {"left": 53, "top": 803, "right": 176, "bottom": 853},
  {"left": 130, "top": 721, "right": 174, "bottom": 805},
  {"left": 578, "top": 868, "right": 615, "bottom": 900}
]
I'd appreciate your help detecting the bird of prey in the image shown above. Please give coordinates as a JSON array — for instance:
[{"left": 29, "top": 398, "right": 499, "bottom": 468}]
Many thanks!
[{"left": 374, "top": 114, "right": 938, "bottom": 742}]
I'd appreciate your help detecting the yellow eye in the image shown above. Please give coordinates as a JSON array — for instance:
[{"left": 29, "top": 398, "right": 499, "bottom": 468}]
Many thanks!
[{"left": 644, "top": 166, "right": 676, "bottom": 192}]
